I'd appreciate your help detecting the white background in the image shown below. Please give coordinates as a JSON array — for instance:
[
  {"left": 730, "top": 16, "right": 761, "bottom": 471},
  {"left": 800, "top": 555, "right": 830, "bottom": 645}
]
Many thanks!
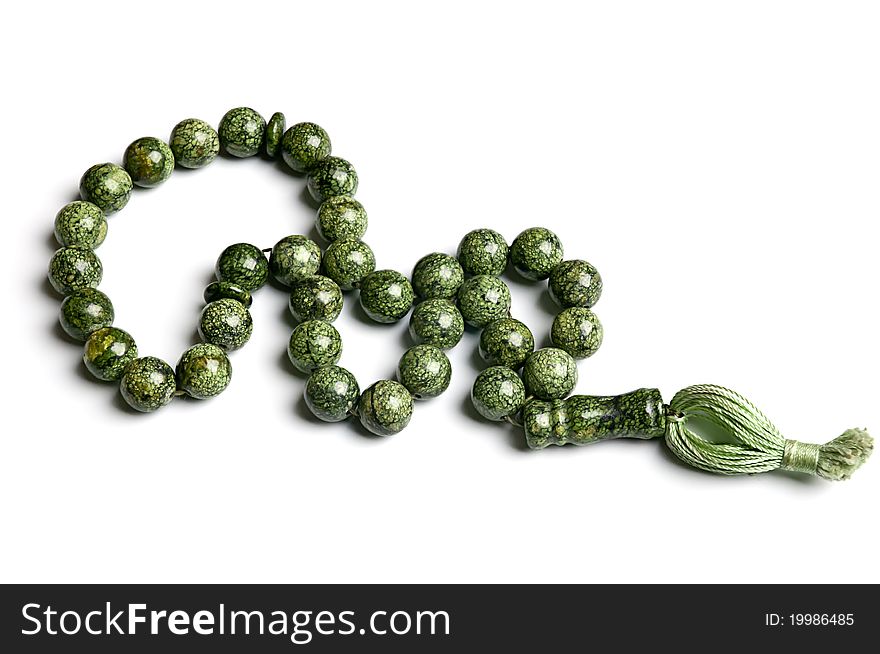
[{"left": 1, "top": 0, "right": 877, "bottom": 583}]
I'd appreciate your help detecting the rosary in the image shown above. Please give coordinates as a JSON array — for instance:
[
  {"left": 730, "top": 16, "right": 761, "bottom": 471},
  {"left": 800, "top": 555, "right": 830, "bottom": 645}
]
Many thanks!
[{"left": 48, "top": 107, "right": 873, "bottom": 481}]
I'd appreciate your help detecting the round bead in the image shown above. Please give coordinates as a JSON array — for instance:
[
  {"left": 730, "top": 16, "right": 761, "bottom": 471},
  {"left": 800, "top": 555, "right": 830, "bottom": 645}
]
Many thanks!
[
  {"left": 358, "top": 380, "right": 414, "bottom": 436},
  {"left": 123, "top": 136, "right": 174, "bottom": 188},
  {"left": 408, "top": 298, "right": 465, "bottom": 350},
  {"left": 54, "top": 201, "right": 107, "bottom": 249},
  {"left": 60, "top": 288, "right": 114, "bottom": 341},
  {"left": 48, "top": 247, "right": 102, "bottom": 295},
  {"left": 305, "top": 365, "right": 359, "bottom": 422},
  {"left": 218, "top": 107, "right": 265, "bottom": 157},
  {"left": 307, "top": 156, "right": 358, "bottom": 203},
  {"left": 549, "top": 260, "right": 603, "bottom": 308},
  {"left": 198, "top": 298, "right": 253, "bottom": 350},
  {"left": 269, "top": 235, "right": 322, "bottom": 287},
  {"left": 412, "top": 253, "right": 464, "bottom": 300},
  {"left": 176, "top": 343, "right": 232, "bottom": 399},
  {"left": 457, "top": 275, "right": 512, "bottom": 328},
  {"left": 169, "top": 118, "right": 219, "bottom": 168},
  {"left": 457, "top": 229, "right": 508, "bottom": 276},
  {"left": 120, "top": 356, "right": 177, "bottom": 412},
  {"left": 397, "top": 345, "right": 452, "bottom": 400},
  {"left": 287, "top": 320, "right": 342, "bottom": 373},
  {"left": 522, "top": 348, "right": 578, "bottom": 400},
  {"left": 203, "top": 281, "right": 252, "bottom": 308},
  {"left": 510, "top": 227, "right": 564, "bottom": 281},
  {"left": 323, "top": 239, "right": 376, "bottom": 290},
  {"left": 359, "top": 270, "right": 414, "bottom": 323},
  {"left": 281, "top": 122, "right": 331, "bottom": 173},
  {"left": 83, "top": 327, "right": 138, "bottom": 381},
  {"left": 471, "top": 366, "right": 526, "bottom": 421},
  {"left": 265, "top": 112, "right": 285, "bottom": 157},
  {"left": 551, "top": 307, "right": 603, "bottom": 359},
  {"left": 288, "top": 276, "right": 343, "bottom": 323},
  {"left": 79, "top": 163, "right": 132, "bottom": 213},
  {"left": 316, "top": 196, "right": 368, "bottom": 242},
  {"left": 479, "top": 318, "right": 535, "bottom": 369},
  {"left": 215, "top": 243, "right": 269, "bottom": 291}
]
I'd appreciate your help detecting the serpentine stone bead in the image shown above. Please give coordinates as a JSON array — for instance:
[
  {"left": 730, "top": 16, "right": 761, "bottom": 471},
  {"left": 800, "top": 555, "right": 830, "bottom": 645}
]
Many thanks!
[
  {"left": 218, "top": 107, "right": 266, "bottom": 158},
  {"left": 412, "top": 253, "right": 464, "bottom": 300},
  {"left": 408, "top": 298, "right": 465, "bottom": 349},
  {"left": 288, "top": 276, "right": 344, "bottom": 323},
  {"left": 307, "top": 156, "right": 358, "bottom": 203},
  {"left": 54, "top": 201, "right": 107, "bottom": 249},
  {"left": 281, "top": 122, "right": 332, "bottom": 173},
  {"left": 120, "top": 356, "right": 177, "bottom": 412},
  {"left": 60, "top": 288, "right": 114, "bottom": 341},
  {"left": 457, "top": 229, "right": 508, "bottom": 277},
  {"left": 198, "top": 298, "right": 253, "bottom": 350},
  {"left": 203, "top": 281, "right": 252, "bottom": 308},
  {"left": 479, "top": 317, "right": 534, "bottom": 369},
  {"left": 305, "top": 365, "right": 360, "bottom": 422},
  {"left": 123, "top": 136, "right": 174, "bottom": 188},
  {"left": 457, "top": 275, "right": 512, "bottom": 328},
  {"left": 359, "top": 270, "right": 415, "bottom": 323},
  {"left": 83, "top": 327, "right": 138, "bottom": 381},
  {"left": 397, "top": 345, "right": 452, "bottom": 399},
  {"left": 322, "top": 239, "right": 376, "bottom": 290},
  {"left": 522, "top": 348, "right": 578, "bottom": 400},
  {"left": 549, "top": 259, "right": 602, "bottom": 308},
  {"left": 265, "top": 112, "right": 286, "bottom": 157},
  {"left": 169, "top": 118, "right": 219, "bottom": 168},
  {"left": 176, "top": 343, "right": 232, "bottom": 399},
  {"left": 551, "top": 307, "right": 603, "bottom": 359},
  {"left": 358, "top": 380, "right": 414, "bottom": 436},
  {"left": 48, "top": 247, "right": 103, "bottom": 295},
  {"left": 287, "top": 320, "right": 342, "bottom": 373},
  {"left": 471, "top": 366, "right": 526, "bottom": 421},
  {"left": 510, "top": 227, "right": 564, "bottom": 281},
  {"left": 79, "top": 163, "right": 132, "bottom": 213},
  {"left": 215, "top": 243, "right": 269, "bottom": 291},
  {"left": 269, "top": 235, "right": 322, "bottom": 287},
  {"left": 316, "top": 196, "right": 368, "bottom": 242}
]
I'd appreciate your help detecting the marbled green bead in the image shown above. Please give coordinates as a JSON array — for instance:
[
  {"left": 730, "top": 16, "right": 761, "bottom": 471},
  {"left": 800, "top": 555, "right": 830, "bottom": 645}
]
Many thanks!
[
  {"left": 322, "top": 239, "right": 376, "bottom": 290},
  {"left": 510, "top": 227, "right": 564, "bottom": 281},
  {"left": 305, "top": 365, "right": 359, "bottom": 422},
  {"left": 169, "top": 118, "right": 219, "bottom": 168},
  {"left": 203, "top": 281, "right": 252, "bottom": 308},
  {"left": 198, "top": 298, "right": 253, "bottom": 350},
  {"left": 479, "top": 318, "right": 534, "bottom": 369},
  {"left": 269, "top": 235, "right": 322, "bottom": 287},
  {"left": 471, "top": 366, "right": 526, "bottom": 421},
  {"left": 551, "top": 307, "right": 603, "bottom": 359},
  {"left": 54, "top": 201, "right": 107, "bottom": 249},
  {"left": 123, "top": 136, "right": 174, "bottom": 188},
  {"left": 549, "top": 259, "right": 602, "bottom": 308},
  {"left": 307, "top": 156, "right": 358, "bottom": 203},
  {"left": 288, "top": 276, "right": 343, "bottom": 323},
  {"left": 457, "top": 229, "right": 508, "bottom": 277},
  {"left": 408, "top": 298, "right": 465, "bottom": 350},
  {"left": 120, "top": 356, "right": 177, "bottom": 412},
  {"left": 60, "top": 288, "right": 114, "bottom": 341},
  {"left": 359, "top": 270, "right": 414, "bottom": 323},
  {"left": 412, "top": 253, "right": 464, "bottom": 300},
  {"left": 176, "top": 343, "right": 232, "bottom": 399},
  {"left": 79, "top": 163, "right": 132, "bottom": 213},
  {"left": 397, "top": 345, "right": 451, "bottom": 400},
  {"left": 218, "top": 107, "right": 266, "bottom": 157},
  {"left": 216, "top": 243, "right": 269, "bottom": 291},
  {"left": 316, "top": 196, "right": 368, "bottom": 242},
  {"left": 287, "top": 319, "right": 342, "bottom": 373},
  {"left": 265, "top": 112, "right": 285, "bottom": 157},
  {"left": 358, "top": 380, "right": 414, "bottom": 436},
  {"left": 522, "top": 348, "right": 578, "bottom": 400},
  {"left": 457, "top": 275, "right": 512, "bottom": 328},
  {"left": 48, "top": 247, "right": 102, "bottom": 295},
  {"left": 281, "top": 122, "right": 331, "bottom": 173},
  {"left": 83, "top": 327, "right": 138, "bottom": 381}
]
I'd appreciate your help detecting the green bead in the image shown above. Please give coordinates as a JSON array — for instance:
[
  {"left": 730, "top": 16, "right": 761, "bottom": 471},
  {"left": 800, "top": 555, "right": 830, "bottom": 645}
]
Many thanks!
[
  {"left": 265, "top": 112, "right": 285, "bottom": 157},
  {"left": 123, "top": 137, "right": 174, "bottom": 188},
  {"left": 176, "top": 343, "right": 232, "bottom": 399},
  {"left": 408, "top": 298, "right": 465, "bottom": 350},
  {"left": 412, "top": 253, "right": 464, "bottom": 300},
  {"left": 219, "top": 107, "right": 265, "bottom": 157},
  {"left": 54, "top": 201, "right": 107, "bottom": 249},
  {"left": 120, "top": 356, "right": 176, "bottom": 412},
  {"left": 551, "top": 307, "right": 603, "bottom": 359},
  {"left": 479, "top": 318, "right": 534, "bottom": 369},
  {"left": 316, "top": 196, "right": 368, "bottom": 242},
  {"left": 203, "top": 281, "right": 252, "bottom": 308},
  {"left": 169, "top": 118, "right": 219, "bottom": 168},
  {"left": 281, "top": 122, "right": 331, "bottom": 173},
  {"left": 307, "top": 156, "right": 358, "bottom": 203},
  {"left": 471, "top": 366, "right": 526, "bottom": 421},
  {"left": 269, "top": 235, "right": 322, "bottom": 287},
  {"left": 305, "top": 365, "right": 359, "bottom": 422},
  {"left": 510, "top": 227, "right": 564, "bottom": 281},
  {"left": 48, "top": 247, "right": 102, "bottom": 295},
  {"left": 522, "top": 348, "right": 578, "bottom": 400},
  {"left": 322, "top": 239, "right": 375, "bottom": 291},
  {"left": 457, "top": 275, "right": 511, "bottom": 328},
  {"left": 358, "top": 380, "right": 414, "bottom": 436},
  {"left": 397, "top": 345, "right": 451, "bottom": 400},
  {"left": 287, "top": 320, "right": 342, "bottom": 373},
  {"left": 359, "top": 270, "right": 414, "bottom": 323},
  {"left": 60, "top": 288, "right": 114, "bottom": 341},
  {"left": 198, "top": 298, "right": 253, "bottom": 350},
  {"left": 457, "top": 229, "right": 508, "bottom": 276},
  {"left": 79, "top": 163, "right": 132, "bottom": 213},
  {"left": 216, "top": 243, "right": 269, "bottom": 291},
  {"left": 288, "top": 276, "right": 343, "bottom": 323},
  {"left": 83, "top": 327, "right": 138, "bottom": 381},
  {"left": 549, "top": 260, "right": 602, "bottom": 308}
]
